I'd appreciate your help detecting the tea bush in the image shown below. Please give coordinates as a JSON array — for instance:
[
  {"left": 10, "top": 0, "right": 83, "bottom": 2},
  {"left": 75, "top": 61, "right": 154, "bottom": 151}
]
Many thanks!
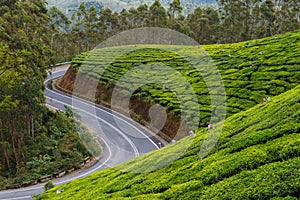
[
  {"left": 36, "top": 85, "right": 300, "bottom": 199},
  {"left": 64, "top": 30, "right": 300, "bottom": 126}
]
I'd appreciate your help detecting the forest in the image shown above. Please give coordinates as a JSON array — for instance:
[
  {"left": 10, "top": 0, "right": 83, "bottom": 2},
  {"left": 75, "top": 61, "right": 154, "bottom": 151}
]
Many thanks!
[
  {"left": 47, "top": 0, "right": 300, "bottom": 62},
  {"left": 0, "top": 0, "right": 95, "bottom": 189},
  {"left": 0, "top": 0, "right": 299, "bottom": 189}
]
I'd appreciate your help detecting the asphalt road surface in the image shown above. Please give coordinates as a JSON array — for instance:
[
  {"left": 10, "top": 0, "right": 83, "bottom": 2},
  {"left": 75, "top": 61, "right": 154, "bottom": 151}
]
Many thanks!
[{"left": 0, "top": 66, "right": 162, "bottom": 200}]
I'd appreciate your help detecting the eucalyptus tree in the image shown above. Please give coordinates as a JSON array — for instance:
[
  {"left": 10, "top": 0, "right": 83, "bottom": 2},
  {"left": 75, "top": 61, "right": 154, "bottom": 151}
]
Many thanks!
[
  {"left": 137, "top": 4, "right": 149, "bottom": 27},
  {"left": 167, "top": 0, "right": 189, "bottom": 35},
  {"left": 119, "top": 9, "right": 131, "bottom": 31},
  {"left": 217, "top": 0, "right": 251, "bottom": 43},
  {"left": 259, "top": 0, "right": 276, "bottom": 37},
  {"left": 0, "top": 0, "right": 51, "bottom": 174},
  {"left": 71, "top": 3, "right": 89, "bottom": 53},
  {"left": 149, "top": 0, "right": 168, "bottom": 27},
  {"left": 276, "top": 0, "right": 300, "bottom": 33},
  {"left": 187, "top": 7, "right": 220, "bottom": 44},
  {"left": 110, "top": 11, "right": 120, "bottom": 36},
  {"left": 98, "top": 8, "right": 114, "bottom": 39},
  {"left": 168, "top": 0, "right": 183, "bottom": 21},
  {"left": 48, "top": 6, "right": 71, "bottom": 62},
  {"left": 128, "top": 7, "right": 138, "bottom": 28},
  {"left": 0, "top": 43, "right": 23, "bottom": 171},
  {"left": 86, "top": 6, "right": 100, "bottom": 50}
]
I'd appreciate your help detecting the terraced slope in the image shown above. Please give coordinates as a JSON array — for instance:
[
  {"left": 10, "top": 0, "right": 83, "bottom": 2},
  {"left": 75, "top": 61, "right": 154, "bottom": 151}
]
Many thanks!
[
  {"left": 36, "top": 84, "right": 300, "bottom": 199},
  {"left": 58, "top": 30, "right": 300, "bottom": 139}
]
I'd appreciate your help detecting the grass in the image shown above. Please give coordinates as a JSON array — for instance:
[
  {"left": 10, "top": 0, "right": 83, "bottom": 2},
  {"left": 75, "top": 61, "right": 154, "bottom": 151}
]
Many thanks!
[{"left": 35, "top": 83, "right": 300, "bottom": 200}]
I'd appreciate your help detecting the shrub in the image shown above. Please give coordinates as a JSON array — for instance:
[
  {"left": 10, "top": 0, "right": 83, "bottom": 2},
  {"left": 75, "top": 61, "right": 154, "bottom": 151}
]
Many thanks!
[{"left": 44, "top": 181, "right": 55, "bottom": 191}]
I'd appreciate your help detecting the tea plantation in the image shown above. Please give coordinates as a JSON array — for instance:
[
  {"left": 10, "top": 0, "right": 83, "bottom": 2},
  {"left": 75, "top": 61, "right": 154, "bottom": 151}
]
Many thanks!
[
  {"left": 48, "top": 31, "right": 300, "bottom": 200},
  {"left": 36, "top": 83, "right": 300, "bottom": 199},
  {"left": 38, "top": 30, "right": 300, "bottom": 199},
  {"left": 59, "top": 29, "right": 300, "bottom": 132}
]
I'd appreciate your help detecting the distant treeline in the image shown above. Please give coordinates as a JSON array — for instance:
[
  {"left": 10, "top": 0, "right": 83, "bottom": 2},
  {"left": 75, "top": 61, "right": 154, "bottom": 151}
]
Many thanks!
[{"left": 48, "top": 0, "right": 300, "bottom": 62}]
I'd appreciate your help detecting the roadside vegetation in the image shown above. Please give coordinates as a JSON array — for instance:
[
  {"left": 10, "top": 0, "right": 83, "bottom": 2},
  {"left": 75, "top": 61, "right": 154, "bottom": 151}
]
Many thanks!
[
  {"left": 0, "top": 109, "right": 93, "bottom": 189},
  {"left": 0, "top": 1, "right": 99, "bottom": 189}
]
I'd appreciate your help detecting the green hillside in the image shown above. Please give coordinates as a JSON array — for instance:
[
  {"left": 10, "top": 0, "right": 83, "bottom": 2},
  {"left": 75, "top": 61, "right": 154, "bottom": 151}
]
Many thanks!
[
  {"left": 37, "top": 30, "right": 300, "bottom": 199},
  {"left": 57, "top": 29, "right": 300, "bottom": 140},
  {"left": 36, "top": 82, "right": 300, "bottom": 199},
  {"left": 41, "top": 31, "right": 300, "bottom": 199}
]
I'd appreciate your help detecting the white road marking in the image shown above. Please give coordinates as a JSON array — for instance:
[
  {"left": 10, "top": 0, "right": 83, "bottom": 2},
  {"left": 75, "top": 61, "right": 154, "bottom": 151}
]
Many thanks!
[
  {"left": 0, "top": 196, "right": 32, "bottom": 200},
  {"left": 48, "top": 97, "right": 139, "bottom": 156},
  {"left": 45, "top": 72, "right": 159, "bottom": 150}
]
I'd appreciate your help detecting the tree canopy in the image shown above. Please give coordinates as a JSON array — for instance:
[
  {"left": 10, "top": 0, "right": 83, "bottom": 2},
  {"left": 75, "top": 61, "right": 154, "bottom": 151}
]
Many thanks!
[{"left": 0, "top": 0, "right": 91, "bottom": 186}]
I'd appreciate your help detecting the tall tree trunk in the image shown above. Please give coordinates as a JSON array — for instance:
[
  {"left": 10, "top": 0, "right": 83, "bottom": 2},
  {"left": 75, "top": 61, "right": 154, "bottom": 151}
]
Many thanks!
[{"left": 31, "top": 115, "right": 34, "bottom": 138}]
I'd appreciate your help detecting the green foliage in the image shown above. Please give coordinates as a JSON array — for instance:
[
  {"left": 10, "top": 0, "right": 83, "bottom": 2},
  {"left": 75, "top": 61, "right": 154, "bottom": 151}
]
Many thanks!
[
  {"left": 46, "top": 0, "right": 215, "bottom": 17},
  {"left": 0, "top": 109, "right": 92, "bottom": 189},
  {"left": 35, "top": 84, "right": 300, "bottom": 200},
  {"left": 67, "top": 30, "right": 300, "bottom": 127},
  {"left": 77, "top": 126, "right": 102, "bottom": 157},
  {"left": 1, "top": 0, "right": 299, "bottom": 196},
  {"left": 0, "top": 0, "right": 56, "bottom": 182},
  {"left": 44, "top": 181, "right": 55, "bottom": 191},
  {"left": 47, "top": 0, "right": 300, "bottom": 61}
]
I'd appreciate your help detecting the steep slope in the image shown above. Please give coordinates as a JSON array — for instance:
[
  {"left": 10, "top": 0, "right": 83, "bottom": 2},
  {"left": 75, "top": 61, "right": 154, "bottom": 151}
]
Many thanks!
[
  {"left": 36, "top": 84, "right": 300, "bottom": 199},
  {"left": 57, "top": 30, "right": 300, "bottom": 140}
]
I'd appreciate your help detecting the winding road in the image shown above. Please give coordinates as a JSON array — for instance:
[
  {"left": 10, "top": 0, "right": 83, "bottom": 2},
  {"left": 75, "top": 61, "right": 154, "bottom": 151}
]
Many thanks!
[{"left": 0, "top": 66, "right": 162, "bottom": 200}]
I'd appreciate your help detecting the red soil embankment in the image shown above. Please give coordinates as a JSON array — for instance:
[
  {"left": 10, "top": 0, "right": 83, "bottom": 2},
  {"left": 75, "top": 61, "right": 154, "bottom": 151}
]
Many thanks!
[{"left": 56, "top": 66, "right": 188, "bottom": 142}]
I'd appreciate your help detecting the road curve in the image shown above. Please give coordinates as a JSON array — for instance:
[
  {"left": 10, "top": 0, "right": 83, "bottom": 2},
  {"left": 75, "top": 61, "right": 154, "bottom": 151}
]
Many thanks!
[{"left": 0, "top": 66, "right": 162, "bottom": 200}]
